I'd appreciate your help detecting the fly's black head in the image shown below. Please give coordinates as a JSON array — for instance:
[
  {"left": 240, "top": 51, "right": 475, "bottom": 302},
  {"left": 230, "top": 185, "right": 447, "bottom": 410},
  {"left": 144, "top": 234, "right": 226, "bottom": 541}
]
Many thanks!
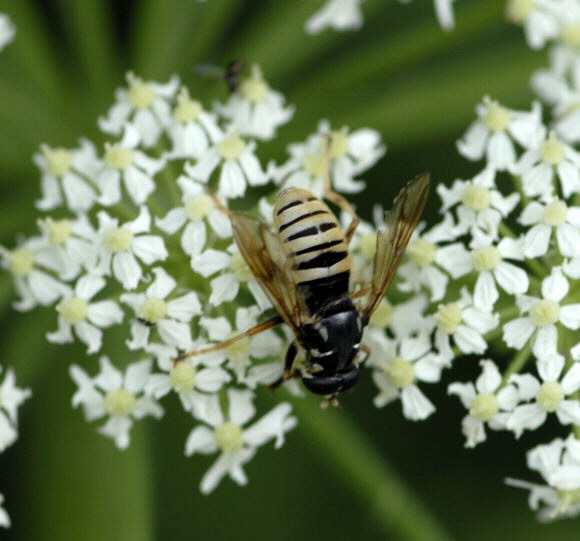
[{"left": 302, "top": 363, "right": 362, "bottom": 396}]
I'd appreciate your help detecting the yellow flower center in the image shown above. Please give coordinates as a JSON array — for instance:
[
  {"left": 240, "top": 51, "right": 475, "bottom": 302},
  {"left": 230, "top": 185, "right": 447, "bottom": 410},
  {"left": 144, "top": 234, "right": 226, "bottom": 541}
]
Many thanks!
[
  {"left": 226, "top": 331, "right": 251, "bottom": 364},
  {"left": 540, "top": 132, "right": 566, "bottom": 166},
  {"left": 170, "top": 363, "right": 197, "bottom": 392},
  {"left": 214, "top": 421, "right": 243, "bottom": 453},
  {"left": 330, "top": 127, "right": 349, "bottom": 158},
  {"left": 530, "top": 299, "right": 560, "bottom": 327},
  {"left": 470, "top": 393, "right": 499, "bottom": 421},
  {"left": 240, "top": 66, "right": 269, "bottom": 103},
  {"left": 543, "top": 199, "right": 568, "bottom": 227},
  {"left": 45, "top": 219, "right": 73, "bottom": 245},
  {"left": 560, "top": 24, "right": 580, "bottom": 48},
  {"left": 408, "top": 238, "right": 436, "bottom": 267},
  {"left": 471, "top": 245, "right": 500, "bottom": 272},
  {"left": 105, "top": 144, "right": 134, "bottom": 170},
  {"left": 369, "top": 298, "right": 394, "bottom": 328},
  {"left": 506, "top": 0, "right": 535, "bottom": 23},
  {"left": 185, "top": 193, "right": 214, "bottom": 221},
  {"left": 383, "top": 357, "right": 415, "bottom": 389},
  {"left": 230, "top": 252, "right": 253, "bottom": 282},
  {"left": 461, "top": 183, "right": 491, "bottom": 212},
  {"left": 8, "top": 248, "right": 35, "bottom": 276},
  {"left": 483, "top": 101, "right": 511, "bottom": 133},
  {"left": 218, "top": 134, "right": 246, "bottom": 160},
  {"left": 174, "top": 87, "right": 202, "bottom": 123},
  {"left": 58, "top": 297, "right": 88, "bottom": 324},
  {"left": 104, "top": 227, "right": 134, "bottom": 253},
  {"left": 42, "top": 145, "right": 72, "bottom": 177},
  {"left": 137, "top": 297, "right": 167, "bottom": 324},
  {"left": 434, "top": 303, "right": 462, "bottom": 334},
  {"left": 126, "top": 74, "right": 155, "bottom": 109},
  {"left": 104, "top": 389, "right": 137, "bottom": 416},
  {"left": 536, "top": 381, "right": 564, "bottom": 412},
  {"left": 302, "top": 153, "right": 326, "bottom": 178}
]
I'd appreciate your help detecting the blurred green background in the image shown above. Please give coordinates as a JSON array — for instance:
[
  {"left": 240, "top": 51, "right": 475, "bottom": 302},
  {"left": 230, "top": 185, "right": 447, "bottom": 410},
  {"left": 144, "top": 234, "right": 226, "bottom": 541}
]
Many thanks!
[{"left": 1, "top": 0, "right": 579, "bottom": 540}]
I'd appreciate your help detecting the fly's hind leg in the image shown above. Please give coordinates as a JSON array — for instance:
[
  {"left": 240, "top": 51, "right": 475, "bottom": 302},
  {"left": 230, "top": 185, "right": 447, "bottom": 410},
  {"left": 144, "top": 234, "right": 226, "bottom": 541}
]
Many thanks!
[
  {"left": 173, "top": 315, "right": 283, "bottom": 364},
  {"left": 322, "top": 133, "right": 360, "bottom": 245}
]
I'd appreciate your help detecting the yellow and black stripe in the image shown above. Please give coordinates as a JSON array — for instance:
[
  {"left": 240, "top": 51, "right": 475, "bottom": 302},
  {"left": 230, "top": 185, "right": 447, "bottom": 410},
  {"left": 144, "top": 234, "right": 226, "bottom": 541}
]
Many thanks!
[{"left": 273, "top": 188, "right": 351, "bottom": 314}]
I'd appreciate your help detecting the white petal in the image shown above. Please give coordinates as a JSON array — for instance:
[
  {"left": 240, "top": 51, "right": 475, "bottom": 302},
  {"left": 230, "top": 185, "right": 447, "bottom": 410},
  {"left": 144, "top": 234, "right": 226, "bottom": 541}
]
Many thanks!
[
  {"left": 75, "top": 321, "right": 103, "bottom": 354},
  {"left": 166, "top": 292, "right": 202, "bottom": 321},
  {"left": 560, "top": 304, "right": 580, "bottom": 330},
  {"left": 400, "top": 385, "right": 435, "bottom": 421},
  {"left": 523, "top": 224, "right": 551, "bottom": 258},
  {"left": 185, "top": 425, "right": 218, "bottom": 455},
  {"left": 454, "top": 325, "right": 487, "bottom": 354},
  {"left": 125, "top": 359, "right": 152, "bottom": 393},
  {"left": 147, "top": 267, "right": 176, "bottom": 299},
  {"left": 561, "top": 364, "right": 580, "bottom": 394},
  {"left": 132, "top": 235, "right": 168, "bottom": 264},
  {"left": 157, "top": 319, "right": 193, "bottom": 350},
  {"left": 473, "top": 271, "right": 499, "bottom": 310},
  {"left": 533, "top": 325, "right": 558, "bottom": 358},
  {"left": 475, "top": 360, "right": 501, "bottom": 393},
  {"left": 112, "top": 251, "right": 142, "bottom": 289},
  {"left": 503, "top": 317, "right": 535, "bottom": 349},
  {"left": 87, "top": 300, "right": 124, "bottom": 327},
  {"left": 228, "top": 389, "right": 256, "bottom": 426},
  {"left": 507, "top": 404, "right": 546, "bottom": 437},
  {"left": 555, "top": 401, "right": 580, "bottom": 425},
  {"left": 537, "top": 354, "right": 564, "bottom": 382},
  {"left": 556, "top": 223, "right": 580, "bottom": 258}
]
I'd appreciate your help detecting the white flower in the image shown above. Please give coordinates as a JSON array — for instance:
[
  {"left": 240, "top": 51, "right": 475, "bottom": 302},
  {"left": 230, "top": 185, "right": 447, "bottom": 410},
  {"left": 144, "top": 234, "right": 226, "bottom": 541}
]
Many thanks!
[
  {"left": 511, "top": 131, "right": 580, "bottom": 199},
  {"left": 506, "top": 0, "right": 560, "bottom": 49},
  {"left": 145, "top": 355, "right": 231, "bottom": 414},
  {"left": 35, "top": 215, "right": 97, "bottom": 281},
  {"left": 433, "top": 0, "right": 456, "bottom": 30},
  {"left": 185, "top": 129, "right": 268, "bottom": 198},
  {"left": 503, "top": 267, "right": 580, "bottom": 358},
  {"left": 271, "top": 123, "right": 384, "bottom": 196},
  {"left": 97, "top": 124, "right": 165, "bottom": 206},
  {"left": 155, "top": 174, "right": 232, "bottom": 258},
  {"left": 305, "top": 0, "right": 363, "bottom": 34},
  {"left": 34, "top": 140, "right": 102, "bottom": 212},
  {"left": 507, "top": 436, "right": 580, "bottom": 520},
  {"left": 199, "top": 308, "right": 283, "bottom": 383},
  {"left": 0, "top": 13, "right": 15, "bottom": 51},
  {"left": 0, "top": 493, "right": 10, "bottom": 528},
  {"left": 437, "top": 170, "right": 520, "bottom": 239},
  {"left": 368, "top": 332, "right": 441, "bottom": 421},
  {"left": 0, "top": 366, "right": 31, "bottom": 452},
  {"left": 214, "top": 65, "right": 295, "bottom": 140},
  {"left": 121, "top": 267, "right": 201, "bottom": 351},
  {"left": 432, "top": 288, "right": 499, "bottom": 358},
  {"left": 166, "top": 87, "right": 221, "bottom": 159},
  {"left": 94, "top": 206, "right": 168, "bottom": 290},
  {"left": 448, "top": 360, "right": 518, "bottom": 448},
  {"left": 519, "top": 197, "right": 580, "bottom": 258},
  {"left": 185, "top": 389, "right": 297, "bottom": 493},
  {"left": 507, "top": 354, "right": 580, "bottom": 436},
  {"left": 47, "top": 274, "right": 123, "bottom": 354},
  {"left": 396, "top": 216, "right": 455, "bottom": 302},
  {"left": 436, "top": 231, "right": 529, "bottom": 311},
  {"left": 366, "top": 294, "right": 431, "bottom": 338},
  {"left": 191, "top": 243, "right": 269, "bottom": 309},
  {"left": 70, "top": 357, "right": 163, "bottom": 449},
  {"left": 99, "top": 72, "right": 180, "bottom": 148},
  {"left": 457, "top": 98, "right": 545, "bottom": 171},
  {"left": 0, "top": 239, "right": 70, "bottom": 311}
]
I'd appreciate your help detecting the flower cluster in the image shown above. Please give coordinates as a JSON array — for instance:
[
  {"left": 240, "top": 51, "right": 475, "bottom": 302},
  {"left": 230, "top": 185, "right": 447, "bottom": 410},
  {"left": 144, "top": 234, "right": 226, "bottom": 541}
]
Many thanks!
[
  {"left": 0, "top": 63, "right": 388, "bottom": 503},
  {"left": 305, "top": 0, "right": 459, "bottom": 34}
]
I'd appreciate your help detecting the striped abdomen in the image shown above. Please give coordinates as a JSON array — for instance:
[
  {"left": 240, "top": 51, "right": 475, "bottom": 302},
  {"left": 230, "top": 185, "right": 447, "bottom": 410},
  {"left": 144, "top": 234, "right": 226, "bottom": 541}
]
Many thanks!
[{"left": 273, "top": 188, "right": 351, "bottom": 314}]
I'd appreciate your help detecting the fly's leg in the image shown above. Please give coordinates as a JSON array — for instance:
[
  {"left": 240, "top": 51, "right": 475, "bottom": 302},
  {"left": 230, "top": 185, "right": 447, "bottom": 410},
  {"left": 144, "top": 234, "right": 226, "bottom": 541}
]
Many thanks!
[
  {"left": 322, "top": 133, "right": 360, "bottom": 245},
  {"left": 270, "top": 342, "right": 300, "bottom": 389},
  {"left": 173, "top": 315, "right": 283, "bottom": 364}
]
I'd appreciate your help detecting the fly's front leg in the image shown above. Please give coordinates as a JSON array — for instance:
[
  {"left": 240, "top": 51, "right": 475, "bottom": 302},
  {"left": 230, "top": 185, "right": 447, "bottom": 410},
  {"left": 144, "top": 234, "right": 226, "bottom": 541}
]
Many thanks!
[
  {"left": 322, "top": 133, "right": 360, "bottom": 245},
  {"left": 270, "top": 342, "right": 299, "bottom": 390}
]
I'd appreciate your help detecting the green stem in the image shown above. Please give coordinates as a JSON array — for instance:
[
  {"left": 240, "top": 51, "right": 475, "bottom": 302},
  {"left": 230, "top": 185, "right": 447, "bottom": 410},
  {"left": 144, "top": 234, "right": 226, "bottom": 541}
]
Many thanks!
[
  {"left": 501, "top": 340, "right": 532, "bottom": 386},
  {"left": 284, "top": 392, "right": 455, "bottom": 541}
]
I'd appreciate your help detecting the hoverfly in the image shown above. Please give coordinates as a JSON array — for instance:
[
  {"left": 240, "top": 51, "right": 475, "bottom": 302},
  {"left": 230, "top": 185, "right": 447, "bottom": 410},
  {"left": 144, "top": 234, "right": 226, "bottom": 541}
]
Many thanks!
[
  {"left": 194, "top": 59, "right": 245, "bottom": 94},
  {"left": 176, "top": 156, "right": 430, "bottom": 400}
]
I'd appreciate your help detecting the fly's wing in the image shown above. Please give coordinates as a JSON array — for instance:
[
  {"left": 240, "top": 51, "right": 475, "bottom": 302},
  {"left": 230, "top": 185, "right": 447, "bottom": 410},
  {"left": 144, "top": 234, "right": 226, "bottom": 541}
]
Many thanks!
[
  {"left": 229, "top": 211, "right": 307, "bottom": 333},
  {"left": 359, "top": 173, "right": 430, "bottom": 319}
]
